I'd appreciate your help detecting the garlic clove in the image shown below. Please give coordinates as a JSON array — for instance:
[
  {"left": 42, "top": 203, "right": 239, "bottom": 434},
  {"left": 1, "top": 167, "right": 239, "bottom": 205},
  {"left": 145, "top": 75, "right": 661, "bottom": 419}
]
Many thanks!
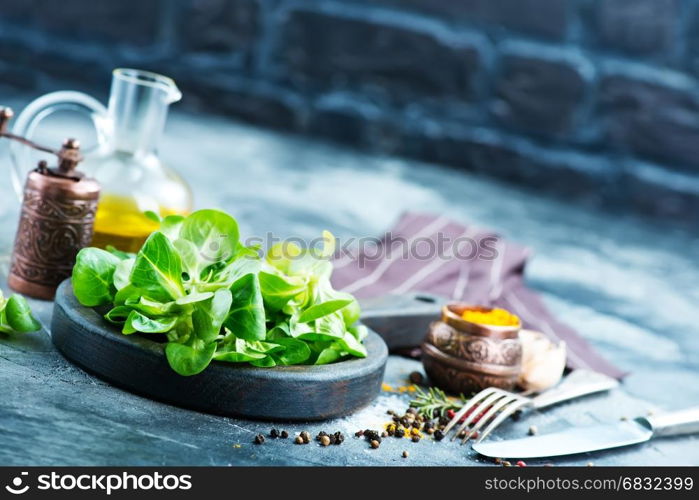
[{"left": 518, "top": 329, "right": 566, "bottom": 392}]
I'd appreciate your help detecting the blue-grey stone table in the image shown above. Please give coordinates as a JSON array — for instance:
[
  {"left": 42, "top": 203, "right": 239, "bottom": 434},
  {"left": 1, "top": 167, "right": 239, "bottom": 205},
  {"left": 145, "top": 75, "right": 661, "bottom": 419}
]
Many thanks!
[{"left": 1, "top": 93, "right": 698, "bottom": 466}]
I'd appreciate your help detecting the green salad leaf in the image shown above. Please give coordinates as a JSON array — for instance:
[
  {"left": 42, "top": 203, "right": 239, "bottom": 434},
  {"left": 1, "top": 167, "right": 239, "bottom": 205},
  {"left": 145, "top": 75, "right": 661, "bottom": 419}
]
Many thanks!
[
  {"left": 0, "top": 291, "right": 41, "bottom": 334},
  {"left": 71, "top": 208, "right": 366, "bottom": 375}
]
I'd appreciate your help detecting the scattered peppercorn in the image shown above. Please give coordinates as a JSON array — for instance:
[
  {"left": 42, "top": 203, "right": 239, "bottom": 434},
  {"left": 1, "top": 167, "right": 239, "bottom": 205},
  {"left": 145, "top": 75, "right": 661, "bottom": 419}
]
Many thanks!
[
  {"left": 406, "top": 407, "right": 417, "bottom": 415},
  {"left": 381, "top": 431, "right": 388, "bottom": 438},
  {"left": 281, "top": 430, "right": 289, "bottom": 439},
  {"left": 395, "top": 427, "right": 406, "bottom": 438},
  {"left": 300, "top": 431, "right": 311, "bottom": 444},
  {"left": 364, "top": 430, "right": 381, "bottom": 443},
  {"left": 334, "top": 432, "right": 344, "bottom": 445},
  {"left": 516, "top": 460, "right": 527, "bottom": 467},
  {"left": 528, "top": 425, "right": 538, "bottom": 436},
  {"left": 409, "top": 371, "right": 424, "bottom": 385},
  {"left": 355, "top": 430, "right": 364, "bottom": 437},
  {"left": 320, "top": 435, "right": 331, "bottom": 446},
  {"left": 402, "top": 450, "right": 409, "bottom": 458},
  {"left": 370, "top": 440, "right": 380, "bottom": 449},
  {"left": 433, "top": 430, "right": 444, "bottom": 441},
  {"left": 411, "top": 435, "right": 421, "bottom": 443},
  {"left": 426, "top": 428, "right": 435, "bottom": 435},
  {"left": 494, "top": 458, "right": 502, "bottom": 464},
  {"left": 294, "top": 436, "right": 304, "bottom": 445},
  {"left": 270, "top": 429, "right": 279, "bottom": 439},
  {"left": 254, "top": 434, "right": 265, "bottom": 445},
  {"left": 316, "top": 431, "right": 328, "bottom": 441},
  {"left": 502, "top": 460, "right": 512, "bottom": 467}
]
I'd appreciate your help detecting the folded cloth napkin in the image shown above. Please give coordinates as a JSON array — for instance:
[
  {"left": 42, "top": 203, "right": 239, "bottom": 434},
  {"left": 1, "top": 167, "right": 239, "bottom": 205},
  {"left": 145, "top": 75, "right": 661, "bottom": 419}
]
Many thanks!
[{"left": 331, "top": 212, "right": 625, "bottom": 379}]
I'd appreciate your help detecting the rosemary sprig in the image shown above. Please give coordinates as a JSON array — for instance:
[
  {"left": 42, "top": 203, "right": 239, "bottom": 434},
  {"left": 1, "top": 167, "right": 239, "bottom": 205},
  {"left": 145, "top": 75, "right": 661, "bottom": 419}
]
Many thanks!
[{"left": 409, "top": 386, "right": 470, "bottom": 420}]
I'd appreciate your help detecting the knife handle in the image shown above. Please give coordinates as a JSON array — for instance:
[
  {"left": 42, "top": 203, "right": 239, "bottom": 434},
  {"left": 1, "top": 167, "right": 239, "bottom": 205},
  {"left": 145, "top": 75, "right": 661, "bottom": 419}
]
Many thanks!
[
  {"left": 641, "top": 407, "right": 699, "bottom": 438},
  {"left": 530, "top": 369, "right": 619, "bottom": 410}
]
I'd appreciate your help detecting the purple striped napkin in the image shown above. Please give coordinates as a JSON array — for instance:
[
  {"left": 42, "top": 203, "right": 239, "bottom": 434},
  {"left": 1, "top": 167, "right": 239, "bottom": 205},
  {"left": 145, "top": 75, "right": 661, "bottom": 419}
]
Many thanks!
[{"left": 332, "top": 212, "right": 625, "bottom": 379}]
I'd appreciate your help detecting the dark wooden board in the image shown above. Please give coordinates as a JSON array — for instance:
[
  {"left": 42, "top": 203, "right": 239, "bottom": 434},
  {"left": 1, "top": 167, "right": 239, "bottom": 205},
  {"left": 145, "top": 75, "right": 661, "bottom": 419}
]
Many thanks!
[{"left": 50, "top": 280, "right": 388, "bottom": 421}]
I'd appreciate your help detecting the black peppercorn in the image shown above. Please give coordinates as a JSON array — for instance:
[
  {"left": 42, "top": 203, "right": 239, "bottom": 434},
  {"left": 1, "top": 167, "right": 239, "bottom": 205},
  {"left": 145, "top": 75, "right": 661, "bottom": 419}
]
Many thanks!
[
  {"left": 270, "top": 429, "right": 279, "bottom": 438},
  {"left": 328, "top": 434, "right": 337, "bottom": 445},
  {"left": 395, "top": 427, "right": 406, "bottom": 438},
  {"left": 409, "top": 371, "right": 424, "bottom": 385},
  {"left": 355, "top": 430, "right": 364, "bottom": 437},
  {"left": 411, "top": 435, "right": 420, "bottom": 443},
  {"left": 334, "top": 432, "right": 344, "bottom": 444},
  {"left": 433, "top": 430, "right": 444, "bottom": 441},
  {"left": 254, "top": 434, "right": 265, "bottom": 445},
  {"left": 281, "top": 430, "right": 289, "bottom": 439}
]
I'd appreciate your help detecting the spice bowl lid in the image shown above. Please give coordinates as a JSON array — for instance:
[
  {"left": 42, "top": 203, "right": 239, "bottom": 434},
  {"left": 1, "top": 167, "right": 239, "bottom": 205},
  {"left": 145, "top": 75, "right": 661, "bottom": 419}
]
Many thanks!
[{"left": 442, "top": 303, "right": 521, "bottom": 339}]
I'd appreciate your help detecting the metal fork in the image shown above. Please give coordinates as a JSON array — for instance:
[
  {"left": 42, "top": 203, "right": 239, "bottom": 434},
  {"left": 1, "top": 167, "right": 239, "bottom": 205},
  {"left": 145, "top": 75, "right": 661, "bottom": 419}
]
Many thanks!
[{"left": 443, "top": 370, "right": 619, "bottom": 444}]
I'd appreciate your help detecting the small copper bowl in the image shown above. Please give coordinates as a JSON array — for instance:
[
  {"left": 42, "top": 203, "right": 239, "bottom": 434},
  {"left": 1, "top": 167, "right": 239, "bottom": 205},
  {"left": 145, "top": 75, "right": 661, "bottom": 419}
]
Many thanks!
[{"left": 421, "top": 304, "right": 522, "bottom": 394}]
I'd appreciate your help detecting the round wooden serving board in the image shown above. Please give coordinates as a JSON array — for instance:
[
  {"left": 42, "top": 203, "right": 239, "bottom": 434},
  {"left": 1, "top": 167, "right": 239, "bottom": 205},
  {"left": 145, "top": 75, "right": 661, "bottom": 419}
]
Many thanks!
[{"left": 51, "top": 280, "right": 388, "bottom": 421}]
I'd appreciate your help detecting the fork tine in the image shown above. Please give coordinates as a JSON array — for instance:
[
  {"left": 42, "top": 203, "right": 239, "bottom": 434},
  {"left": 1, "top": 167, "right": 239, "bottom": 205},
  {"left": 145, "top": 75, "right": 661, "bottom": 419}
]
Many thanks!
[
  {"left": 442, "top": 388, "right": 498, "bottom": 435},
  {"left": 461, "top": 394, "right": 519, "bottom": 444},
  {"left": 475, "top": 398, "right": 530, "bottom": 443},
  {"left": 450, "top": 390, "right": 507, "bottom": 441}
]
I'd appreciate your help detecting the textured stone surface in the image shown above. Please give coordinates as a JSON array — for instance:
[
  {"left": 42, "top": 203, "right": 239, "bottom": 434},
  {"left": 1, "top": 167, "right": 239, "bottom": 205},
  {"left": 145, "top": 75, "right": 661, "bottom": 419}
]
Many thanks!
[
  {"left": 491, "top": 45, "right": 590, "bottom": 136},
  {"left": 589, "top": 0, "right": 679, "bottom": 54},
  {"left": 1, "top": 93, "right": 699, "bottom": 465},
  {"left": 0, "top": 0, "right": 162, "bottom": 46},
  {"left": 275, "top": 9, "right": 483, "bottom": 102},
  {"left": 372, "top": 0, "right": 570, "bottom": 40},
  {"left": 179, "top": 0, "right": 260, "bottom": 56},
  {"left": 599, "top": 73, "right": 699, "bottom": 168}
]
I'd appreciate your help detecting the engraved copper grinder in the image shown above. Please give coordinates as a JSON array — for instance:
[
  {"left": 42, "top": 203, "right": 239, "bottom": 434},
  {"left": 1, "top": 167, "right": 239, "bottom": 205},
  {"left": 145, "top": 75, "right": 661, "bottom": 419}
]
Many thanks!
[{"left": 0, "top": 107, "right": 100, "bottom": 300}]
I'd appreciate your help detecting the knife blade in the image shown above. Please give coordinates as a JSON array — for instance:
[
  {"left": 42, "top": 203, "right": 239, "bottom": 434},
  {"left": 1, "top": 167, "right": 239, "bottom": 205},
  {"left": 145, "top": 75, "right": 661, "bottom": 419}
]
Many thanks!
[
  {"left": 472, "top": 419, "right": 653, "bottom": 458},
  {"left": 473, "top": 406, "right": 699, "bottom": 459}
]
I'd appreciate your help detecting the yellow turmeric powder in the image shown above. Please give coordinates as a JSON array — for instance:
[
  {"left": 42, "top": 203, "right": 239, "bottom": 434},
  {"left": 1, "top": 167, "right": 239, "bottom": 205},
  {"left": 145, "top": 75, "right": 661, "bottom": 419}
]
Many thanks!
[{"left": 462, "top": 307, "right": 520, "bottom": 327}]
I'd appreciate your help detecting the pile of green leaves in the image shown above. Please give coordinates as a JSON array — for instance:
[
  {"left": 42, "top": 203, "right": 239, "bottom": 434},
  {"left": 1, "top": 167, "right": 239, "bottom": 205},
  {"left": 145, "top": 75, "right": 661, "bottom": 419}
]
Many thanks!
[
  {"left": 0, "top": 290, "right": 41, "bottom": 334},
  {"left": 72, "top": 209, "right": 367, "bottom": 376}
]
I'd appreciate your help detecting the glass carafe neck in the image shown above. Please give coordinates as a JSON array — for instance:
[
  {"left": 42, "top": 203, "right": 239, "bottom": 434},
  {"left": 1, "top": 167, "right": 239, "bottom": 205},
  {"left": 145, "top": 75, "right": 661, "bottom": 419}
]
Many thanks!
[{"left": 106, "top": 69, "right": 181, "bottom": 154}]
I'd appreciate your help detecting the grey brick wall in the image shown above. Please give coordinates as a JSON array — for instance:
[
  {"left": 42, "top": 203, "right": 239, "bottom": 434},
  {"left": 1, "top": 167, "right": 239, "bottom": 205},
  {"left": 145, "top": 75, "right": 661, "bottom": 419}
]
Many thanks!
[{"left": 2, "top": 0, "right": 699, "bottom": 222}]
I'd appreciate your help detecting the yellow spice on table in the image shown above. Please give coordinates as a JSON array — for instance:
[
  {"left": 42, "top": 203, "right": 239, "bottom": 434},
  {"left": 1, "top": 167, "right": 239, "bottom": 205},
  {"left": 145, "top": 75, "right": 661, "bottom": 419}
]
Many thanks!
[{"left": 461, "top": 307, "right": 520, "bottom": 327}]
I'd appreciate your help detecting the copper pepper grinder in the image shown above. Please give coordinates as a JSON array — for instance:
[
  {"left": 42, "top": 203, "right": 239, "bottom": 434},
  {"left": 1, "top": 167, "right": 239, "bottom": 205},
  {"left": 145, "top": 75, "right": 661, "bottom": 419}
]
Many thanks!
[{"left": 0, "top": 107, "right": 100, "bottom": 300}]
